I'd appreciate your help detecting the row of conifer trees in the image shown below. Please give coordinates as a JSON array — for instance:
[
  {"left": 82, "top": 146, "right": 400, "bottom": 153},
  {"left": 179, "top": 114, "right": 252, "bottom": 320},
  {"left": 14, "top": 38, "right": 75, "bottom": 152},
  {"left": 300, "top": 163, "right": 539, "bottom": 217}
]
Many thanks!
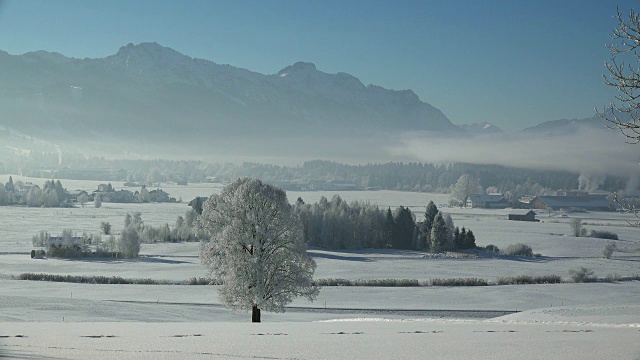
[{"left": 292, "top": 196, "right": 475, "bottom": 252}]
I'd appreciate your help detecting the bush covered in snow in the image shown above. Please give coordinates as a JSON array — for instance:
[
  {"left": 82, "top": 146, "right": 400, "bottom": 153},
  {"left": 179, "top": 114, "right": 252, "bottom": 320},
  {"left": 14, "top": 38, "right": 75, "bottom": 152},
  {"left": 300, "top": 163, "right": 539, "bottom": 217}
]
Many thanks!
[
  {"left": 590, "top": 230, "right": 619, "bottom": 240},
  {"left": 430, "top": 278, "right": 488, "bottom": 286},
  {"left": 497, "top": 275, "right": 562, "bottom": 285},
  {"left": 502, "top": 243, "right": 534, "bottom": 257},
  {"left": 569, "top": 267, "right": 597, "bottom": 283},
  {"left": 483, "top": 244, "right": 500, "bottom": 253},
  {"left": 603, "top": 241, "right": 618, "bottom": 259}
]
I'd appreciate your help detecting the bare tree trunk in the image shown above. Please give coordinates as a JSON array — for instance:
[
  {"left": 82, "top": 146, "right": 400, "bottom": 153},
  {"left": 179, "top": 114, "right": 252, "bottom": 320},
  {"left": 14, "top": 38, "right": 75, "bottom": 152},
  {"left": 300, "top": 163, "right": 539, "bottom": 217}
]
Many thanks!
[{"left": 252, "top": 305, "right": 261, "bottom": 323}]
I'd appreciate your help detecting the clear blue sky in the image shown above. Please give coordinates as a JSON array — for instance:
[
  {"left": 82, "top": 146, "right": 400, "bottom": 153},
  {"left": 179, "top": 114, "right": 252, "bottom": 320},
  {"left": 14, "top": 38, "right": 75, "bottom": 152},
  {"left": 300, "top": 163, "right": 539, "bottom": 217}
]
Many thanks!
[{"left": 0, "top": 0, "right": 633, "bottom": 131}]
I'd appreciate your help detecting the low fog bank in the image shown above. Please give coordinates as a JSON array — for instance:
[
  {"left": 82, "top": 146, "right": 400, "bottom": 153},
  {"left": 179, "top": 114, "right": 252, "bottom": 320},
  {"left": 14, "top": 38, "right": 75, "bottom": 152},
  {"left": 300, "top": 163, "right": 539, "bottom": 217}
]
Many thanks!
[
  {"left": 3, "top": 125, "right": 639, "bottom": 192},
  {"left": 67, "top": 133, "right": 408, "bottom": 166},
  {"left": 389, "top": 128, "right": 640, "bottom": 179}
]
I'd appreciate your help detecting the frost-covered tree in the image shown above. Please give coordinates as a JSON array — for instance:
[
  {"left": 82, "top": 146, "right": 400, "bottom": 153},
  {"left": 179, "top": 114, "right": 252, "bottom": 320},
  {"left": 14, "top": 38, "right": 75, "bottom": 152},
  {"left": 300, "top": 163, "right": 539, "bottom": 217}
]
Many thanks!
[
  {"left": 94, "top": 193, "right": 102, "bottom": 208},
  {"left": 0, "top": 186, "right": 8, "bottom": 205},
  {"left": 138, "top": 185, "right": 151, "bottom": 203},
  {"left": 599, "top": 7, "right": 640, "bottom": 224},
  {"left": 184, "top": 209, "right": 198, "bottom": 227},
  {"left": 570, "top": 218, "right": 587, "bottom": 237},
  {"left": 420, "top": 201, "right": 439, "bottom": 250},
  {"left": 104, "top": 235, "right": 117, "bottom": 253},
  {"left": 443, "top": 213, "right": 455, "bottom": 250},
  {"left": 78, "top": 193, "right": 88, "bottom": 208},
  {"left": 603, "top": 241, "right": 617, "bottom": 259},
  {"left": 118, "top": 225, "right": 141, "bottom": 258},
  {"left": 26, "top": 185, "right": 42, "bottom": 207},
  {"left": 147, "top": 168, "right": 162, "bottom": 185},
  {"left": 43, "top": 188, "right": 59, "bottom": 208},
  {"left": 199, "top": 178, "right": 319, "bottom": 322},
  {"left": 601, "top": 7, "right": 640, "bottom": 143},
  {"left": 449, "top": 174, "right": 484, "bottom": 207},
  {"left": 100, "top": 221, "right": 112, "bottom": 235},
  {"left": 123, "top": 212, "right": 144, "bottom": 231}
]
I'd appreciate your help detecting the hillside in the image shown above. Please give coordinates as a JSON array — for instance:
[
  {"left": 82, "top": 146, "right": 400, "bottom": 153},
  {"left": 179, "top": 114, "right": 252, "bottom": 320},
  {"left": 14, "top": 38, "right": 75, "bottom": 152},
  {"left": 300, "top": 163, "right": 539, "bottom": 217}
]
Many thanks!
[{"left": 0, "top": 42, "right": 459, "bottom": 144}]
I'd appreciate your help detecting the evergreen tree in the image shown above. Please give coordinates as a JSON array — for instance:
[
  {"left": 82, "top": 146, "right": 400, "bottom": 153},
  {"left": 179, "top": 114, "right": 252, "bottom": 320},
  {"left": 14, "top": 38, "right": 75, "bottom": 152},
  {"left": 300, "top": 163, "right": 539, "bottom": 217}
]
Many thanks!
[
  {"left": 424, "top": 201, "right": 438, "bottom": 231},
  {"left": 320, "top": 212, "right": 333, "bottom": 249},
  {"left": 430, "top": 213, "right": 447, "bottom": 253},
  {"left": 189, "top": 196, "right": 205, "bottom": 215},
  {"left": 0, "top": 186, "right": 8, "bottom": 205},
  {"left": 464, "top": 230, "right": 477, "bottom": 249},
  {"left": 6, "top": 176, "right": 14, "bottom": 192},
  {"left": 393, "top": 206, "right": 415, "bottom": 249},
  {"left": 54, "top": 180, "right": 66, "bottom": 202},
  {"left": 383, "top": 208, "right": 394, "bottom": 248},
  {"left": 411, "top": 227, "right": 421, "bottom": 250},
  {"left": 453, "top": 226, "right": 461, "bottom": 249},
  {"left": 443, "top": 213, "right": 455, "bottom": 251},
  {"left": 421, "top": 201, "right": 439, "bottom": 248},
  {"left": 458, "top": 227, "right": 467, "bottom": 249}
]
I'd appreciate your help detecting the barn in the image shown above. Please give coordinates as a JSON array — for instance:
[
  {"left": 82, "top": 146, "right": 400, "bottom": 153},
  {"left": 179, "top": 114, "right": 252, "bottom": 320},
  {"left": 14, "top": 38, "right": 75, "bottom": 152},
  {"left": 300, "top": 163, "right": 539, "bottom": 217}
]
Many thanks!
[
  {"left": 508, "top": 210, "right": 538, "bottom": 222},
  {"left": 466, "top": 194, "right": 509, "bottom": 209},
  {"left": 529, "top": 196, "right": 612, "bottom": 211}
]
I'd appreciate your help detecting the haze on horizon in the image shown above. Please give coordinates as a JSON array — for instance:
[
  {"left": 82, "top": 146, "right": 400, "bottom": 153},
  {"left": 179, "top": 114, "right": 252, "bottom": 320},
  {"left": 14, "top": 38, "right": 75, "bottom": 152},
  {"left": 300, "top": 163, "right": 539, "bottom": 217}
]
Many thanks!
[{"left": 0, "top": 0, "right": 638, "bottom": 189}]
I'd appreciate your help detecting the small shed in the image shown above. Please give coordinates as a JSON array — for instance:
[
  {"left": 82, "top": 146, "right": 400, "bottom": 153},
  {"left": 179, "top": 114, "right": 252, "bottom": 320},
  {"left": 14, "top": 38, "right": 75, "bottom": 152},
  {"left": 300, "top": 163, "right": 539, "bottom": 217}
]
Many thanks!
[
  {"left": 529, "top": 196, "right": 611, "bottom": 211},
  {"left": 508, "top": 210, "right": 538, "bottom": 222}
]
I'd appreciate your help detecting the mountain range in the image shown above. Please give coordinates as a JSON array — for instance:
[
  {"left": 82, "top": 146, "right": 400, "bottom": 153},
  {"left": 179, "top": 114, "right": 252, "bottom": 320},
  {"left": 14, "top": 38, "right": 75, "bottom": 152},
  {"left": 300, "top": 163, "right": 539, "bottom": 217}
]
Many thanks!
[
  {"left": 0, "top": 42, "right": 615, "bottom": 161},
  {"left": 0, "top": 42, "right": 463, "bottom": 141}
]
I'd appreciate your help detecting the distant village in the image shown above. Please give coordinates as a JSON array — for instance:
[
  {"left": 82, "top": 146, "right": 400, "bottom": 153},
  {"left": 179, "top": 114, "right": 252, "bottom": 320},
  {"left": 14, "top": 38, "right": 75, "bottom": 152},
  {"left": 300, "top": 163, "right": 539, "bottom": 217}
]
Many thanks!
[
  {"left": 0, "top": 176, "right": 620, "bottom": 216},
  {"left": 0, "top": 176, "right": 176, "bottom": 207}
]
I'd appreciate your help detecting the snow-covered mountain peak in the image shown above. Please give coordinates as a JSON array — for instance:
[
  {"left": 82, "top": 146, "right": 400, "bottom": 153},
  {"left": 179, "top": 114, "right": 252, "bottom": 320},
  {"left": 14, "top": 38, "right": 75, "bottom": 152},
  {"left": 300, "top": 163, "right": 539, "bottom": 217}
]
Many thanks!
[{"left": 460, "top": 122, "right": 504, "bottom": 135}]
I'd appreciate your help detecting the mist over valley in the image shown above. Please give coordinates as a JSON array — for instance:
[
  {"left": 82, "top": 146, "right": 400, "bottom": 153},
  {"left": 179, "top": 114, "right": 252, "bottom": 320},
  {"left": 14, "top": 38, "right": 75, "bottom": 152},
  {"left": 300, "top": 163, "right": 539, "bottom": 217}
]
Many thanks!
[{"left": 0, "top": 42, "right": 637, "bottom": 194}]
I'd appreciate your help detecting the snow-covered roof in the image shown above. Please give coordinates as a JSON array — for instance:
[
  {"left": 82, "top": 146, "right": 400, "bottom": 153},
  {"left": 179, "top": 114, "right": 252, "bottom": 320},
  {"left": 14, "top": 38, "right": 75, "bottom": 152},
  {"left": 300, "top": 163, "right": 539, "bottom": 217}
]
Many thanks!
[
  {"left": 468, "top": 194, "right": 506, "bottom": 203},
  {"left": 534, "top": 196, "right": 610, "bottom": 209},
  {"left": 509, "top": 210, "right": 536, "bottom": 216}
]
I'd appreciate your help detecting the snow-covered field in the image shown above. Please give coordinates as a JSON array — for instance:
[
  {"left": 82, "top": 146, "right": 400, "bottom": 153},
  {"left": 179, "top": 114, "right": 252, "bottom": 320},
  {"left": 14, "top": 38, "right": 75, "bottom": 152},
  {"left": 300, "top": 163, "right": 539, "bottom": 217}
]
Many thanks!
[
  {"left": 1, "top": 177, "right": 639, "bottom": 359},
  {"left": 2, "top": 316, "right": 639, "bottom": 360}
]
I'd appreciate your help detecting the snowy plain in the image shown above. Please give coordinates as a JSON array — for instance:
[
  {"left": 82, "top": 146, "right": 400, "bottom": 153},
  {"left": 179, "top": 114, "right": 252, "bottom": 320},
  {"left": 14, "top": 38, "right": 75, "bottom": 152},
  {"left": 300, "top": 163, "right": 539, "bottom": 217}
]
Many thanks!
[{"left": 0, "top": 177, "right": 639, "bottom": 359}]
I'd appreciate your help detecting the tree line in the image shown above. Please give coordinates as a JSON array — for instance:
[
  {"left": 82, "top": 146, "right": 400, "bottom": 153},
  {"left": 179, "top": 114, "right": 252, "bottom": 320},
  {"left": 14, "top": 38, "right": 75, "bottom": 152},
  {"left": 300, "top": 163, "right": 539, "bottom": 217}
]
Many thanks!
[
  {"left": 4, "top": 156, "right": 632, "bottom": 195},
  {"left": 292, "top": 195, "right": 475, "bottom": 252},
  {"left": 0, "top": 177, "right": 73, "bottom": 207}
]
